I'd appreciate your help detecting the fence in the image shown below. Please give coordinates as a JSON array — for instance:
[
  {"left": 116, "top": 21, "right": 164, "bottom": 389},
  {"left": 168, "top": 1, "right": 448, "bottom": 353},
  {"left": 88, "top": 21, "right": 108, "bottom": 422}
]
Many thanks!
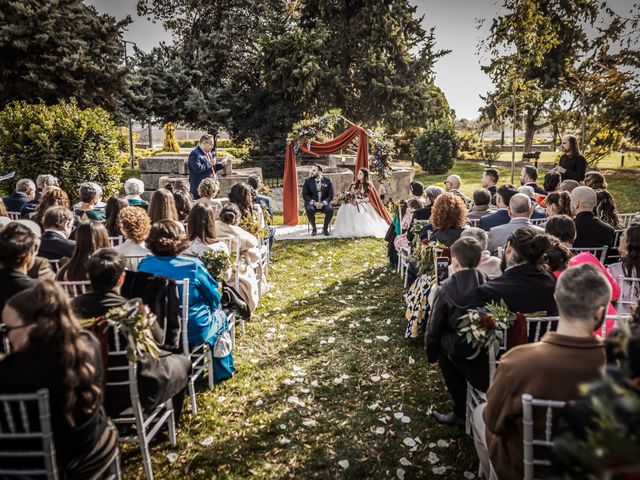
[{"left": 235, "top": 156, "right": 285, "bottom": 188}]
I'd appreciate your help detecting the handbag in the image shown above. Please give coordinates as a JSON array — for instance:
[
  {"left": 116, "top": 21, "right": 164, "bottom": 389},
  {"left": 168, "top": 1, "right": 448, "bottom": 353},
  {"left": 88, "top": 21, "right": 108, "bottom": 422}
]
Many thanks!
[{"left": 221, "top": 284, "right": 250, "bottom": 319}]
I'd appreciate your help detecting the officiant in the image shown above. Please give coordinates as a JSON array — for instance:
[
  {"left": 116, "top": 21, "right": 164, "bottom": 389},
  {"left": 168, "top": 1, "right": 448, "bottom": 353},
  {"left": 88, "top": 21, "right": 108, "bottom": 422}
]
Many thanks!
[
  {"left": 188, "top": 134, "right": 227, "bottom": 199},
  {"left": 302, "top": 164, "right": 334, "bottom": 236}
]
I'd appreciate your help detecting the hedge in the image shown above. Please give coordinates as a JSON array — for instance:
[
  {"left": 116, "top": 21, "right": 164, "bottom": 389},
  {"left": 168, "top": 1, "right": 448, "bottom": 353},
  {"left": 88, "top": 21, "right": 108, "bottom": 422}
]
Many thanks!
[{"left": 0, "top": 100, "right": 123, "bottom": 201}]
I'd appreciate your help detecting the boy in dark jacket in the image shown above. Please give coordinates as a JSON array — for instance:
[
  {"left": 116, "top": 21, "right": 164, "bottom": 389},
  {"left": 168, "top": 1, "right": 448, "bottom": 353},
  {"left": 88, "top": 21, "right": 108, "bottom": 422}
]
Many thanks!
[{"left": 426, "top": 237, "right": 489, "bottom": 427}]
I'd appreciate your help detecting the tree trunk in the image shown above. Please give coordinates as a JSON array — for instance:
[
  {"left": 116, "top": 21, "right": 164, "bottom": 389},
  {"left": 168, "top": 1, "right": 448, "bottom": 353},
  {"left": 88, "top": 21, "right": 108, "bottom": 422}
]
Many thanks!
[
  {"left": 523, "top": 109, "right": 536, "bottom": 152},
  {"left": 500, "top": 128, "right": 505, "bottom": 148}
]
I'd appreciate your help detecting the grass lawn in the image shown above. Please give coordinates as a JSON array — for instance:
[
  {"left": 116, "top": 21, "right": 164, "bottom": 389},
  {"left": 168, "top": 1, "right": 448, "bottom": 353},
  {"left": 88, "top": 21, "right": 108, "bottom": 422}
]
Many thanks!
[
  {"left": 412, "top": 160, "right": 639, "bottom": 214},
  {"left": 121, "top": 239, "right": 477, "bottom": 479}
]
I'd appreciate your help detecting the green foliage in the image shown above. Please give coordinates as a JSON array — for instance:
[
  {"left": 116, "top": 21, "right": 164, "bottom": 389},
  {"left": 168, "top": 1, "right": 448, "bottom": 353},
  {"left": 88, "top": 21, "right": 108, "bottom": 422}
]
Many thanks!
[
  {"left": 458, "top": 129, "right": 481, "bottom": 156},
  {"left": 178, "top": 139, "right": 198, "bottom": 148},
  {"left": 0, "top": 0, "right": 135, "bottom": 122},
  {"left": 411, "top": 121, "right": 459, "bottom": 174},
  {"left": 162, "top": 122, "right": 180, "bottom": 152},
  {"left": 0, "top": 100, "right": 123, "bottom": 201}
]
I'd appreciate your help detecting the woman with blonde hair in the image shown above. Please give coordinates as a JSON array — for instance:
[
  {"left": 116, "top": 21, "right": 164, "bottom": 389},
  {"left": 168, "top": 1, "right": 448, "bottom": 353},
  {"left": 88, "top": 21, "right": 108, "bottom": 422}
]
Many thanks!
[
  {"left": 113, "top": 206, "right": 151, "bottom": 269},
  {"left": 195, "top": 178, "right": 223, "bottom": 217},
  {"left": 33, "top": 189, "right": 70, "bottom": 226}
]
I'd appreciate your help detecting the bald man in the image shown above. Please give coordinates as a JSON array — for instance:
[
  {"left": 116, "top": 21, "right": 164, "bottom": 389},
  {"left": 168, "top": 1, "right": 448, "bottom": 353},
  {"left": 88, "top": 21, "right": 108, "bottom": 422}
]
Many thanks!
[
  {"left": 487, "top": 193, "right": 545, "bottom": 254},
  {"left": 444, "top": 174, "right": 471, "bottom": 207},
  {"left": 572, "top": 186, "right": 615, "bottom": 248}
]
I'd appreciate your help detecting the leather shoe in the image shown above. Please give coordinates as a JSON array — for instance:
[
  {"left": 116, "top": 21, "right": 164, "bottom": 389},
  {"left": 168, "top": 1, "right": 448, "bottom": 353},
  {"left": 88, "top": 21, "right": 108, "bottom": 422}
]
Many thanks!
[
  {"left": 431, "top": 411, "right": 465, "bottom": 428},
  {"left": 311, "top": 229, "right": 317, "bottom": 236},
  {"left": 323, "top": 228, "right": 330, "bottom": 236}
]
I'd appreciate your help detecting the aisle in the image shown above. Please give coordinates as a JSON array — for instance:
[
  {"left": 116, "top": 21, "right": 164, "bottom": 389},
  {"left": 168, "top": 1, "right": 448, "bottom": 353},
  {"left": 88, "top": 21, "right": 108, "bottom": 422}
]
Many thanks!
[{"left": 123, "top": 239, "right": 476, "bottom": 479}]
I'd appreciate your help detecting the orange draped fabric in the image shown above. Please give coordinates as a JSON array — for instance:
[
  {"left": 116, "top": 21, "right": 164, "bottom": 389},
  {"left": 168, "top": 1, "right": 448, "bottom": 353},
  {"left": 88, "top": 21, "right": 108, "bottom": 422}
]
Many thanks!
[{"left": 283, "top": 125, "right": 390, "bottom": 225}]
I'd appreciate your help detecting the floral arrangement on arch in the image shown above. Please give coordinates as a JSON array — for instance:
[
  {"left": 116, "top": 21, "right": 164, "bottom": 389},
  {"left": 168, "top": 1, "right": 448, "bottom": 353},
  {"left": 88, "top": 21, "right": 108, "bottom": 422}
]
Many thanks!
[
  {"left": 82, "top": 299, "right": 160, "bottom": 363},
  {"left": 457, "top": 300, "right": 517, "bottom": 355},
  {"left": 288, "top": 109, "right": 342, "bottom": 155},
  {"left": 370, "top": 129, "right": 396, "bottom": 186}
]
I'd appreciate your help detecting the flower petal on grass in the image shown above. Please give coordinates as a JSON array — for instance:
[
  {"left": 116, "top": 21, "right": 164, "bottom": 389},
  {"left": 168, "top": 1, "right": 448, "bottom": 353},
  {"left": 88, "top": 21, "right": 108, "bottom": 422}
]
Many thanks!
[
  {"left": 464, "top": 472, "right": 476, "bottom": 479},
  {"left": 376, "top": 335, "right": 390, "bottom": 342},
  {"left": 428, "top": 451, "right": 440, "bottom": 464},
  {"left": 279, "top": 436, "right": 291, "bottom": 445},
  {"left": 375, "top": 426, "right": 385, "bottom": 435},
  {"left": 437, "top": 439, "right": 450, "bottom": 448},
  {"left": 399, "top": 457, "right": 412, "bottom": 466},
  {"left": 255, "top": 399, "right": 264, "bottom": 406},
  {"left": 402, "top": 437, "right": 416, "bottom": 447},
  {"left": 432, "top": 467, "right": 447, "bottom": 475},
  {"left": 200, "top": 436, "right": 214, "bottom": 446},
  {"left": 394, "top": 412, "right": 404, "bottom": 420},
  {"left": 408, "top": 356, "right": 416, "bottom": 365},
  {"left": 338, "top": 460, "right": 350, "bottom": 470},
  {"left": 396, "top": 468, "right": 406, "bottom": 480},
  {"left": 401, "top": 416, "right": 411, "bottom": 424},
  {"left": 166, "top": 453, "right": 178, "bottom": 463},
  {"left": 370, "top": 375, "right": 381, "bottom": 382}
]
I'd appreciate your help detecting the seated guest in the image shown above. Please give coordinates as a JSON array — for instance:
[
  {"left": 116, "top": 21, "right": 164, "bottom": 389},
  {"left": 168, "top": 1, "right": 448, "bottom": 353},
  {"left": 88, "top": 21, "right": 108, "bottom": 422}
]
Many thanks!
[
  {"left": 247, "top": 175, "right": 274, "bottom": 217},
  {"left": 393, "top": 199, "right": 423, "bottom": 253},
  {"left": 472, "top": 263, "right": 608, "bottom": 479},
  {"left": 545, "top": 191, "right": 572, "bottom": 218},
  {"left": 137, "top": 221, "right": 235, "bottom": 383},
  {"left": 149, "top": 188, "right": 180, "bottom": 224},
  {"left": 427, "top": 237, "right": 489, "bottom": 427},
  {"left": 535, "top": 171, "right": 562, "bottom": 208},
  {"left": 444, "top": 174, "right": 471, "bottom": 207},
  {"left": 487, "top": 193, "right": 545, "bottom": 254},
  {"left": 517, "top": 185, "right": 546, "bottom": 218},
  {"left": 608, "top": 224, "right": 640, "bottom": 314},
  {"left": 104, "top": 197, "right": 129, "bottom": 238},
  {"left": 468, "top": 228, "right": 558, "bottom": 317},
  {"left": 479, "top": 184, "right": 518, "bottom": 231},
  {"left": 184, "top": 203, "right": 231, "bottom": 258},
  {"left": 3, "top": 178, "right": 35, "bottom": 213},
  {"left": 560, "top": 179, "right": 580, "bottom": 193},
  {"left": 229, "top": 181, "right": 265, "bottom": 222},
  {"left": 408, "top": 181, "right": 426, "bottom": 204},
  {"left": 123, "top": 178, "right": 148, "bottom": 209},
  {"left": 467, "top": 189, "right": 495, "bottom": 221},
  {"left": 113, "top": 206, "right": 151, "bottom": 263},
  {"left": 37, "top": 206, "right": 76, "bottom": 260},
  {"left": 172, "top": 190, "right": 193, "bottom": 223},
  {"left": 0, "top": 223, "right": 38, "bottom": 312},
  {"left": 74, "top": 182, "right": 106, "bottom": 221},
  {"left": 481, "top": 168, "right": 500, "bottom": 196},
  {"left": 195, "top": 178, "right": 223, "bottom": 217},
  {"left": 0, "top": 281, "right": 118, "bottom": 477},
  {"left": 584, "top": 171, "right": 622, "bottom": 229},
  {"left": 32, "top": 189, "right": 70, "bottom": 226},
  {"left": 71, "top": 249, "right": 191, "bottom": 422},
  {"left": 56, "top": 221, "right": 109, "bottom": 281},
  {"left": 216, "top": 204, "right": 261, "bottom": 313},
  {"left": 459, "top": 228, "right": 502, "bottom": 279},
  {"left": 572, "top": 186, "right": 615, "bottom": 248},
  {"left": 406, "top": 185, "right": 443, "bottom": 244},
  {"left": 545, "top": 215, "right": 577, "bottom": 247},
  {"left": 20, "top": 174, "right": 59, "bottom": 218},
  {"left": 520, "top": 165, "right": 546, "bottom": 195},
  {"left": 421, "top": 192, "right": 467, "bottom": 246}
]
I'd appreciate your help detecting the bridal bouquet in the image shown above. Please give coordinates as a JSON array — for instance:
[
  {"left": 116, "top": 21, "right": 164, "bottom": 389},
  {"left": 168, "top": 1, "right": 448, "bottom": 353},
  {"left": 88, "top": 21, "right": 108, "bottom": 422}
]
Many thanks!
[
  {"left": 335, "top": 190, "right": 358, "bottom": 206},
  {"left": 258, "top": 184, "right": 272, "bottom": 196},
  {"left": 82, "top": 299, "right": 160, "bottom": 363},
  {"left": 457, "top": 300, "right": 516, "bottom": 354},
  {"left": 199, "top": 249, "right": 232, "bottom": 284}
]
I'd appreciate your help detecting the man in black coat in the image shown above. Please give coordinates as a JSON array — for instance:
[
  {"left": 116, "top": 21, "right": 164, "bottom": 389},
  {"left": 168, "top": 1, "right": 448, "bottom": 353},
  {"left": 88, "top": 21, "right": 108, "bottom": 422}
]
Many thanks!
[
  {"left": 571, "top": 186, "right": 615, "bottom": 249},
  {"left": 520, "top": 165, "right": 546, "bottom": 195},
  {"left": 71, "top": 249, "right": 191, "bottom": 423},
  {"left": 302, "top": 164, "right": 334, "bottom": 235},
  {"left": 37, "top": 206, "right": 76, "bottom": 260},
  {"left": 427, "top": 238, "right": 489, "bottom": 427},
  {"left": 3, "top": 178, "right": 35, "bottom": 213}
]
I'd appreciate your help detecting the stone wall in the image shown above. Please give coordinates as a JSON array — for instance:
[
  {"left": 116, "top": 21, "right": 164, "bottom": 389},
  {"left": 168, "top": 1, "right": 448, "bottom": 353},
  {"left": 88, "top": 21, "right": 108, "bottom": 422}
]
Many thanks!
[{"left": 138, "top": 153, "right": 262, "bottom": 200}]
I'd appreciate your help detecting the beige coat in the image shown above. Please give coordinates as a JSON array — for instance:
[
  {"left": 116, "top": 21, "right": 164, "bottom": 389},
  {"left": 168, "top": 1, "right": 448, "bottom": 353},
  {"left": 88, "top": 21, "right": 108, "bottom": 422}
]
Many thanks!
[{"left": 215, "top": 221, "right": 261, "bottom": 312}]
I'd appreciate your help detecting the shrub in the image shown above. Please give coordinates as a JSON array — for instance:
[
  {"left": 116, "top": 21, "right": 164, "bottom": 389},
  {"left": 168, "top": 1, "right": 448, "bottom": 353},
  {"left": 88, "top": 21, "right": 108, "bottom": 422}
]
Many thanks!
[
  {"left": 163, "top": 122, "right": 181, "bottom": 152},
  {"left": 217, "top": 139, "right": 235, "bottom": 148},
  {"left": 411, "top": 121, "right": 459, "bottom": 174},
  {"left": 0, "top": 99, "right": 123, "bottom": 201},
  {"left": 178, "top": 139, "right": 198, "bottom": 148}
]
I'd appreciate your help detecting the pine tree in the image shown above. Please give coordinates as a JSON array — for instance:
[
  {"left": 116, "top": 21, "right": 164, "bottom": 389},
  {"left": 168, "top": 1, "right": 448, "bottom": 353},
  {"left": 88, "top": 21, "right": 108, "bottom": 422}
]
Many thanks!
[
  {"left": 163, "top": 122, "right": 180, "bottom": 152},
  {"left": 0, "top": 0, "right": 135, "bottom": 121}
]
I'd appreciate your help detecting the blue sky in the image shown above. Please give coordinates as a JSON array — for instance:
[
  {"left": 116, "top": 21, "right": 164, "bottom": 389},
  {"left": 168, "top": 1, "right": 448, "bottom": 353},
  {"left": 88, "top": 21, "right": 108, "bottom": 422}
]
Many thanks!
[{"left": 86, "top": 0, "right": 638, "bottom": 120}]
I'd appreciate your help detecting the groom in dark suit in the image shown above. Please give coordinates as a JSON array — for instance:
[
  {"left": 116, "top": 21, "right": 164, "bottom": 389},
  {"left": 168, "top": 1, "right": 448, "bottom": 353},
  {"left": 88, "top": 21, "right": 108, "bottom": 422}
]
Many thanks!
[{"left": 302, "top": 164, "right": 334, "bottom": 236}]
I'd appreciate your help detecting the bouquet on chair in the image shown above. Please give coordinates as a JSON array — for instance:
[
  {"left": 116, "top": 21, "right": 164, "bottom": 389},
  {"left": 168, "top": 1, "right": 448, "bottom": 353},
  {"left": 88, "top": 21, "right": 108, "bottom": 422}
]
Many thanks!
[
  {"left": 239, "top": 214, "right": 268, "bottom": 240},
  {"left": 82, "top": 299, "right": 160, "bottom": 362},
  {"left": 200, "top": 249, "right": 232, "bottom": 285},
  {"left": 457, "top": 300, "right": 516, "bottom": 355}
]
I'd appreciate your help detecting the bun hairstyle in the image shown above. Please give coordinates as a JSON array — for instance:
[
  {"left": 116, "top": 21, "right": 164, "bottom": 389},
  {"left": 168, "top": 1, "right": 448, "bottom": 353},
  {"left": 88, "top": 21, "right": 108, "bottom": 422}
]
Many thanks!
[
  {"left": 507, "top": 228, "right": 552, "bottom": 266},
  {"left": 146, "top": 220, "right": 188, "bottom": 256},
  {"left": 7, "top": 280, "right": 101, "bottom": 427},
  {"left": 220, "top": 203, "right": 241, "bottom": 225},
  {"left": 543, "top": 238, "right": 573, "bottom": 273}
]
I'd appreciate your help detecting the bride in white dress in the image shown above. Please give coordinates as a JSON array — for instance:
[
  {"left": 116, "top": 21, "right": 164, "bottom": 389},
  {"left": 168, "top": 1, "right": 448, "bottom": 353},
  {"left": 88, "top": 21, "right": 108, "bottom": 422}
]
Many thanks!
[{"left": 332, "top": 168, "right": 389, "bottom": 238}]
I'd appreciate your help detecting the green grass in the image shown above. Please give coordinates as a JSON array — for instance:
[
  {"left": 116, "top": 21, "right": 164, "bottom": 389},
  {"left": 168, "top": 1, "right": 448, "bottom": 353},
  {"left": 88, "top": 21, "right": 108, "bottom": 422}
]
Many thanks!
[
  {"left": 121, "top": 239, "right": 477, "bottom": 479},
  {"left": 413, "top": 160, "right": 639, "bottom": 213}
]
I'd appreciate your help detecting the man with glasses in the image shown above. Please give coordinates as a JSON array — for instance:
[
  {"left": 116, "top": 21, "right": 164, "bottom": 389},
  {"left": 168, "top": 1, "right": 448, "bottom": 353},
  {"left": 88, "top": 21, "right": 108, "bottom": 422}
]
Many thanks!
[{"left": 188, "top": 134, "right": 227, "bottom": 198}]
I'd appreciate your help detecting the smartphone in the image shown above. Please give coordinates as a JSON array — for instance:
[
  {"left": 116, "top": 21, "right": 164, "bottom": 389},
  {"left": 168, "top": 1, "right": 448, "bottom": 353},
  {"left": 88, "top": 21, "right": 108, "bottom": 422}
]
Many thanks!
[{"left": 436, "top": 257, "right": 450, "bottom": 284}]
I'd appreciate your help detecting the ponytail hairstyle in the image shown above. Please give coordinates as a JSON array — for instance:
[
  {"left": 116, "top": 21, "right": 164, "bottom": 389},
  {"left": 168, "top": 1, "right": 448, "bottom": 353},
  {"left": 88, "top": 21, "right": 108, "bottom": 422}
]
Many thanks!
[
  {"left": 219, "top": 203, "right": 242, "bottom": 226},
  {"left": 7, "top": 281, "right": 101, "bottom": 427},
  {"left": 543, "top": 238, "right": 572, "bottom": 273},
  {"left": 506, "top": 228, "right": 552, "bottom": 267},
  {"left": 354, "top": 168, "right": 371, "bottom": 194}
]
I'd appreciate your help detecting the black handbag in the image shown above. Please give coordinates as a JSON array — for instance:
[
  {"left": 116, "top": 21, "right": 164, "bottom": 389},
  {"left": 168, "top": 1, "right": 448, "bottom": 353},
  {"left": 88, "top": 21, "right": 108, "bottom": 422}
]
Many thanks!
[{"left": 221, "top": 284, "right": 250, "bottom": 320}]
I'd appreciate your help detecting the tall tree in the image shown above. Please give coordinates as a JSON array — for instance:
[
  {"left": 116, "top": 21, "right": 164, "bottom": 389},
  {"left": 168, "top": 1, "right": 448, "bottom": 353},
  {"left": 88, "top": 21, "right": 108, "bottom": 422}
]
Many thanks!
[{"left": 0, "top": 0, "right": 134, "bottom": 120}]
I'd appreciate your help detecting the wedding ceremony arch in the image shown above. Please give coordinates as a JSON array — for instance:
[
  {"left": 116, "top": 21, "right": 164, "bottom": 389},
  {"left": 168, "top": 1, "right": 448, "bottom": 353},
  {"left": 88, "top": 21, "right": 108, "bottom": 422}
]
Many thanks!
[{"left": 283, "top": 118, "right": 392, "bottom": 226}]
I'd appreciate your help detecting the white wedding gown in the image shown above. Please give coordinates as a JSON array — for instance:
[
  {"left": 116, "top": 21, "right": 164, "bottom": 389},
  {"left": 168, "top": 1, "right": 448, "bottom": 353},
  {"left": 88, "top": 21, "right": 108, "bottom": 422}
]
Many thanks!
[{"left": 332, "top": 201, "right": 389, "bottom": 238}]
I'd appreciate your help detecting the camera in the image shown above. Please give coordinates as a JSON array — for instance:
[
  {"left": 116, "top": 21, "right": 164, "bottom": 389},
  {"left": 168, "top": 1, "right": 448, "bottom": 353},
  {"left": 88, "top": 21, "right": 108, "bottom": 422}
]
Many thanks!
[{"left": 522, "top": 151, "right": 541, "bottom": 160}]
